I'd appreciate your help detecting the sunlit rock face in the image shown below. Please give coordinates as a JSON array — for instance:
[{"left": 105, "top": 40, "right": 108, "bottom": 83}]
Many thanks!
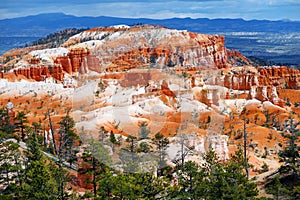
[
  {"left": 54, "top": 47, "right": 90, "bottom": 74},
  {"left": 63, "top": 25, "right": 229, "bottom": 71},
  {"left": 206, "top": 134, "right": 229, "bottom": 160},
  {"left": 13, "top": 66, "right": 64, "bottom": 81},
  {"left": 167, "top": 134, "right": 229, "bottom": 162},
  {"left": 1, "top": 25, "right": 231, "bottom": 82},
  {"left": 258, "top": 66, "right": 300, "bottom": 89}
]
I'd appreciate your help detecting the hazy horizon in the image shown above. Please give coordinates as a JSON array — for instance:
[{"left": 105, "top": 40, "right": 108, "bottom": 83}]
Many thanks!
[
  {"left": 1, "top": 0, "right": 299, "bottom": 21},
  {"left": 1, "top": 12, "right": 299, "bottom": 22}
]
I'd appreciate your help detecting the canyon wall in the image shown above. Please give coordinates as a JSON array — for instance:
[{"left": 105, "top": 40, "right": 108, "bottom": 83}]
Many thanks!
[
  {"left": 14, "top": 65, "right": 64, "bottom": 81},
  {"left": 54, "top": 47, "right": 90, "bottom": 74},
  {"left": 258, "top": 66, "right": 300, "bottom": 89}
]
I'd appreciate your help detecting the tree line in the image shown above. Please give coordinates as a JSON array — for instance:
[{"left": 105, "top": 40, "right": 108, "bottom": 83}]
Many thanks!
[{"left": 0, "top": 107, "right": 299, "bottom": 199}]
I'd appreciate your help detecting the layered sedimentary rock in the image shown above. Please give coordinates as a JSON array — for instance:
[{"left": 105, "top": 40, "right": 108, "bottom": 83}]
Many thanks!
[
  {"left": 55, "top": 56, "right": 73, "bottom": 74},
  {"left": 161, "top": 80, "right": 176, "bottom": 98},
  {"left": 192, "top": 85, "right": 227, "bottom": 106},
  {"left": 120, "top": 72, "right": 151, "bottom": 87},
  {"left": 268, "top": 86, "right": 285, "bottom": 107},
  {"left": 191, "top": 76, "right": 205, "bottom": 88},
  {"left": 255, "top": 86, "right": 269, "bottom": 102},
  {"left": 63, "top": 25, "right": 229, "bottom": 71},
  {"left": 224, "top": 73, "right": 259, "bottom": 90},
  {"left": 14, "top": 65, "right": 63, "bottom": 81},
  {"left": 227, "top": 49, "right": 250, "bottom": 65},
  {"left": 85, "top": 55, "right": 101, "bottom": 73},
  {"left": 54, "top": 47, "right": 90, "bottom": 74},
  {"left": 258, "top": 66, "right": 300, "bottom": 89},
  {"left": 12, "top": 47, "right": 91, "bottom": 81},
  {"left": 68, "top": 48, "right": 90, "bottom": 73},
  {"left": 190, "top": 69, "right": 259, "bottom": 91},
  {"left": 248, "top": 86, "right": 285, "bottom": 107},
  {"left": 202, "top": 66, "right": 300, "bottom": 91},
  {"left": 28, "top": 57, "right": 40, "bottom": 65},
  {"left": 131, "top": 79, "right": 176, "bottom": 104}
]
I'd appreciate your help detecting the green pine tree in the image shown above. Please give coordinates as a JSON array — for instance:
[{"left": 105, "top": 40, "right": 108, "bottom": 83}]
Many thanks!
[
  {"left": 152, "top": 132, "right": 169, "bottom": 176},
  {"left": 21, "top": 132, "right": 58, "bottom": 199},
  {"left": 0, "top": 108, "right": 15, "bottom": 136},
  {"left": 57, "top": 114, "right": 80, "bottom": 168},
  {"left": 202, "top": 149, "right": 258, "bottom": 200},
  {"left": 279, "top": 117, "right": 300, "bottom": 177},
  {"left": 139, "top": 121, "right": 151, "bottom": 140},
  {"left": 14, "top": 111, "right": 28, "bottom": 141},
  {"left": 0, "top": 141, "right": 23, "bottom": 197},
  {"left": 174, "top": 161, "right": 206, "bottom": 199},
  {"left": 80, "top": 139, "right": 111, "bottom": 198}
]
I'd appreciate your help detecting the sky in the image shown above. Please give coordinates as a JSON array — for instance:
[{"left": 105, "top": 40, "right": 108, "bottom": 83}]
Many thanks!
[{"left": 1, "top": 0, "right": 300, "bottom": 21}]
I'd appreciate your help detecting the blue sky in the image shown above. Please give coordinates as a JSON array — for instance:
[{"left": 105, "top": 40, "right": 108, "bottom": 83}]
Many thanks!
[{"left": 1, "top": 0, "right": 299, "bottom": 21}]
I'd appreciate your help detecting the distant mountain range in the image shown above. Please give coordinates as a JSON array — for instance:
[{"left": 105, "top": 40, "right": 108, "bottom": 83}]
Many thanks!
[
  {"left": 1, "top": 12, "right": 299, "bottom": 37},
  {"left": 0, "top": 13, "right": 300, "bottom": 64}
]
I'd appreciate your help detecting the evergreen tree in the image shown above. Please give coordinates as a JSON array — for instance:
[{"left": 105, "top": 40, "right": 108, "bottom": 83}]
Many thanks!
[
  {"left": 98, "top": 172, "right": 139, "bottom": 199},
  {"left": 137, "top": 141, "right": 151, "bottom": 153},
  {"left": 265, "top": 117, "right": 300, "bottom": 199},
  {"left": 119, "top": 135, "right": 140, "bottom": 172},
  {"left": 139, "top": 121, "right": 150, "bottom": 140},
  {"left": 132, "top": 172, "right": 170, "bottom": 199},
  {"left": 80, "top": 139, "right": 111, "bottom": 198},
  {"left": 14, "top": 111, "right": 28, "bottom": 141},
  {"left": 0, "top": 108, "right": 15, "bottom": 136},
  {"left": 173, "top": 161, "right": 206, "bottom": 199},
  {"left": 172, "top": 134, "right": 194, "bottom": 168},
  {"left": 99, "top": 126, "right": 108, "bottom": 142},
  {"left": 97, "top": 171, "right": 116, "bottom": 199},
  {"left": 56, "top": 114, "right": 79, "bottom": 199},
  {"left": 265, "top": 175, "right": 290, "bottom": 200},
  {"left": 97, "top": 171, "right": 171, "bottom": 199},
  {"left": 57, "top": 114, "right": 80, "bottom": 168},
  {"left": 202, "top": 149, "right": 258, "bottom": 200},
  {"left": 279, "top": 117, "right": 300, "bottom": 177},
  {"left": 152, "top": 132, "right": 169, "bottom": 176},
  {"left": 21, "top": 132, "right": 58, "bottom": 199},
  {"left": 50, "top": 164, "right": 70, "bottom": 200},
  {"left": 109, "top": 131, "right": 119, "bottom": 152},
  {"left": 0, "top": 141, "right": 23, "bottom": 197},
  {"left": 109, "top": 173, "right": 141, "bottom": 199}
]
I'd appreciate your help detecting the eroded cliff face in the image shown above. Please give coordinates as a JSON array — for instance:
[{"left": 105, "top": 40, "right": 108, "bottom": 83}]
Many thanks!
[
  {"left": 63, "top": 25, "right": 229, "bottom": 71},
  {"left": 224, "top": 73, "right": 259, "bottom": 90},
  {"left": 203, "top": 66, "right": 300, "bottom": 92},
  {"left": 14, "top": 65, "right": 64, "bottom": 81},
  {"left": 54, "top": 47, "right": 90, "bottom": 74},
  {"left": 227, "top": 49, "right": 250, "bottom": 66},
  {"left": 0, "top": 25, "right": 232, "bottom": 82},
  {"left": 258, "top": 66, "right": 300, "bottom": 89}
]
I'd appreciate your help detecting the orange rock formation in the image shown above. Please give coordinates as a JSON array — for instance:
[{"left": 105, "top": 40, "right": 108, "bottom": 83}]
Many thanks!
[
  {"left": 14, "top": 65, "right": 64, "bottom": 81},
  {"left": 55, "top": 47, "right": 90, "bottom": 74},
  {"left": 258, "top": 66, "right": 300, "bottom": 89}
]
